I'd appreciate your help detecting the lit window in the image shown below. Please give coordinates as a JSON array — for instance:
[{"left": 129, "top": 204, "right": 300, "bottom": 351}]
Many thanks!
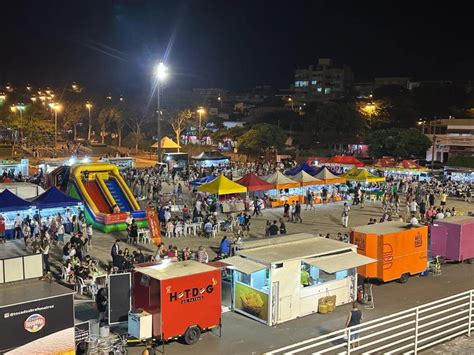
[
  {"left": 311, "top": 80, "right": 317, "bottom": 85},
  {"left": 325, "top": 88, "right": 331, "bottom": 94},
  {"left": 317, "top": 87, "right": 322, "bottom": 93}
]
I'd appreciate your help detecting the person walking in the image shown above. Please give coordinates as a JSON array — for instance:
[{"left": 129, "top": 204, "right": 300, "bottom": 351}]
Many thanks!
[
  {"left": 342, "top": 202, "right": 350, "bottom": 228},
  {"left": 40, "top": 239, "right": 50, "bottom": 274},
  {"left": 345, "top": 302, "right": 362, "bottom": 348},
  {"left": 294, "top": 201, "right": 303, "bottom": 223}
]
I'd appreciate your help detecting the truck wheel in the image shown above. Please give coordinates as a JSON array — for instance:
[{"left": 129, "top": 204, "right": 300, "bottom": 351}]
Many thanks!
[
  {"left": 183, "top": 326, "right": 201, "bottom": 345},
  {"left": 398, "top": 273, "right": 410, "bottom": 284}
]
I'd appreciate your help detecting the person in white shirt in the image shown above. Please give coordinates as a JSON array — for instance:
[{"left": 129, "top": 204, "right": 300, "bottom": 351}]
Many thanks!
[
  {"left": 410, "top": 215, "right": 419, "bottom": 225},
  {"left": 342, "top": 203, "right": 350, "bottom": 227},
  {"left": 13, "top": 214, "right": 22, "bottom": 239},
  {"left": 435, "top": 210, "right": 445, "bottom": 220},
  {"left": 409, "top": 200, "right": 418, "bottom": 215}
]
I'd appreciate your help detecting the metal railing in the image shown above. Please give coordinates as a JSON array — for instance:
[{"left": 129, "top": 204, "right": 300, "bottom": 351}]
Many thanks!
[{"left": 267, "top": 289, "right": 473, "bottom": 355}]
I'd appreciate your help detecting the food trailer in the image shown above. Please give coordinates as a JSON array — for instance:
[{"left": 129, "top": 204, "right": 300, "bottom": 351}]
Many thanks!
[
  {"left": 224, "top": 233, "right": 375, "bottom": 325},
  {"left": 132, "top": 260, "right": 221, "bottom": 345},
  {"left": 0, "top": 280, "right": 75, "bottom": 354},
  {"left": 351, "top": 221, "right": 428, "bottom": 283},
  {"left": 430, "top": 216, "right": 474, "bottom": 262}
]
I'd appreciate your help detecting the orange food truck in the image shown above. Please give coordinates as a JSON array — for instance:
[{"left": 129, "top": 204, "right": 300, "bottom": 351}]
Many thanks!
[
  {"left": 351, "top": 221, "right": 428, "bottom": 283},
  {"left": 132, "top": 260, "right": 221, "bottom": 345}
]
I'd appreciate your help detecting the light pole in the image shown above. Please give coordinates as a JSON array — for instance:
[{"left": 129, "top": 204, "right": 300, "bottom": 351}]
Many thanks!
[
  {"left": 155, "top": 61, "right": 168, "bottom": 161},
  {"left": 197, "top": 107, "right": 205, "bottom": 143},
  {"left": 288, "top": 97, "right": 294, "bottom": 110},
  {"left": 11, "top": 103, "right": 25, "bottom": 134},
  {"left": 430, "top": 119, "right": 437, "bottom": 171},
  {"left": 49, "top": 103, "right": 62, "bottom": 146},
  {"left": 85, "top": 102, "right": 93, "bottom": 141}
]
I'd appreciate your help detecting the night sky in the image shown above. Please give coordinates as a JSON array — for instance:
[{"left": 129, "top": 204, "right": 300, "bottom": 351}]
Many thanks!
[{"left": 1, "top": 0, "right": 473, "bottom": 92}]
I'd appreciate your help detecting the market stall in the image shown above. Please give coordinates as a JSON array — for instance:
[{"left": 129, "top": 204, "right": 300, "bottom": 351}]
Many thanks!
[
  {"left": 264, "top": 171, "right": 301, "bottom": 207},
  {"left": 289, "top": 170, "right": 324, "bottom": 203},
  {"left": 0, "top": 280, "right": 75, "bottom": 354},
  {"left": 225, "top": 234, "right": 375, "bottom": 325},
  {"left": 351, "top": 221, "right": 428, "bottom": 283},
  {"left": 302, "top": 167, "right": 347, "bottom": 203},
  {"left": 131, "top": 260, "right": 221, "bottom": 345},
  {"left": 0, "top": 189, "right": 32, "bottom": 238},
  {"left": 284, "top": 162, "right": 317, "bottom": 176},
  {"left": 190, "top": 175, "right": 216, "bottom": 188},
  {"left": 30, "top": 186, "right": 83, "bottom": 222},
  {"left": 368, "top": 158, "right": 428, "bottom": 181},
  {"left": 197, "top": 175, "right": 247, "bottom": 212},
  {"left": 0, "top": 159, "right": 29, "bottom": 178},
  {"left": 325, "top": 156, "right": 364, "bottom": 171},
  {"left": 236, "top": 173, "right": 274, "bottom": 210},
  {"left": 191, "top": 151, "right": 230, "bottom": 168},
  {"left": 430, "top": 216, "right": 474, "bottom": 262}
]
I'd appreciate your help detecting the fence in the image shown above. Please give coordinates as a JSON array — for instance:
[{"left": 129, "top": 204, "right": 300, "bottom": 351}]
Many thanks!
[{"left": 267, "top": 289, "right": 473, "bottom": 354}]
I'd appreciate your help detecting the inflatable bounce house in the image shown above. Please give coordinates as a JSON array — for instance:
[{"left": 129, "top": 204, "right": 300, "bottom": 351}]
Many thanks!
[{"left": 49, "top": 163, "right": 147, "bottom": 232}]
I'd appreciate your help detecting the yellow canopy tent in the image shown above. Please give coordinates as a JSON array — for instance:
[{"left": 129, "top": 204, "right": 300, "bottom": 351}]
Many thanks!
[
  {"left": 197, "top": 175, "right": 247, "bottom": 195},
  {"left": 314, "top": 167, "right": 346, "bottom": 185},
  {"left": 344, "top": 169, "right": 385, "bottom": 183},
  {"left": 150, "top": 136, "right": 181, "bottom": 149}
]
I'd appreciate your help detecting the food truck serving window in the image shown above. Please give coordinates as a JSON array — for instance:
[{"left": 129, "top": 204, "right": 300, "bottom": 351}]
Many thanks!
[{"left": 300, "top": 261, "right": 338, "bottom": 287}]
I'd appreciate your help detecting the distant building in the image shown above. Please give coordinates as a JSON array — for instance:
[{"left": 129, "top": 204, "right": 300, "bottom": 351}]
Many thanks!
[
  {"left": 353, "top": 82, "right": 375, "bottom": 98},
  {"left": 293, "top": 58, "right": 353, "bottom": 101},
  {"left": 374, "top": 77, "right": 411, "bottom": 90},
  {"left": 425, "top": 118, "right": 474, "bottom": 163}
]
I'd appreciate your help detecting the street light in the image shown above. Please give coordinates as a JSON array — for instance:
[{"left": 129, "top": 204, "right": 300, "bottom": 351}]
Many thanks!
[
  {"left": 49, "top": 102, "right": 62, "bottom": 146},
  {"left": 288, "top": 97, "right": 294, "bottom": 110},
  {"left": 31, "top": 96, "right": 37, "bottom": 103},
  {"left": 154, "top": 61, "right": 168, "bottom": 161},
  {"left": 85, "top": 102, "right": 93, "bottom": 141},
  {"left": 11, "top": 103, "right": 26, "bottom": 135},
  {"left": 197, "top": 107, "right": 206, "bottom": 143}
]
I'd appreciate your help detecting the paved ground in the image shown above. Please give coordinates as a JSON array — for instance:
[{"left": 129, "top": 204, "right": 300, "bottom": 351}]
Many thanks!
[{"left": 423, "top": 335, "right": 474, "bottom": 354}]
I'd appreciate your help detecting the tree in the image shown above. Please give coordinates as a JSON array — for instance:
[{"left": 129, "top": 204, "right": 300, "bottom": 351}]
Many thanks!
[
  {"left": 367, "top": 128, "right": 432, "bottom": 158},
  {"left": 125, "top": 109, "right": 148, "bottom": 153},
  {"left": 168, "top": 109, "right": 192, "bottom": 152},
  {"left": 62, "top": 101, "right": 84, "bottom": 141},
  {"left": 97, "top": 106, "right": 122, "bottom": 144},
  {"left": 237, "top": 124, "right": 285, "bottom": 155}
]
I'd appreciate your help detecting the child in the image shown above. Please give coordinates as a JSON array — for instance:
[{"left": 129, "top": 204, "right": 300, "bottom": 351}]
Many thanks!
[
  {"left": 87, "top": 224, "right": 93, "bottom": 247},
  {"left": 57, "top": 223, "right": 65, "bottom": 245}
]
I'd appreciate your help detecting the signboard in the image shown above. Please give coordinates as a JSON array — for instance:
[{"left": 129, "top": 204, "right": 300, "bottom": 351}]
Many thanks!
[
  {"left": 234, "top": 282, "right": 269, "bottom": 322},
  {"left": 146, "top": 207, "right": 161, "bottom": 245},
  {"left": 74, "top": 321, "right": 90, "bottom": 345},
  {"left": 0, "top": 294, "right": 74, "bottom": 354},
  {"left": 108, "top": 273, "right": 131, "bottom": 324}
]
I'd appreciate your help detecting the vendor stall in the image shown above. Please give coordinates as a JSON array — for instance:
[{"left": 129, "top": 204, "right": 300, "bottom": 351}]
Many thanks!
[
  {"left": 132, "top": 260, "right": 221, "bottom": 345},
  {"left": 325, "top": 156, "right": 364, "bottom": 169},
  {"left": 343, "top": 168, "right": 385, "bottom": 183},
  {"left": 236, "top": 173, "right": 274, "bottom": 210},
  {"left": 30, "top": 186, "right": 83, "bottom": 222},
  {"left": 190, "top": 175, "right": 216, "bottom": 188},
  {"left": 225, "top": 234, "right": 375, "bottom": 325},
  {"left": 351, "top": 221, "right": 428, "bottom": 283},
  {"left": 430, "top": 216, "right": 474, "bottom": 262},
  {"left": 0, "top": 159, "right": 29, "bottom": 177},
  {"left": 0, "top": 189, "right": 32, "bottom": 237},
  {"left": 284, "top": 162, "right": 317, "bottom": 176},
  {"left": 0, "top": 280, "right": 75, "bottom": 354},
  {"left": 191, "top": 151, "right": 230, "bottom": 168},
  {"left": 368, "top": 158, "right": 428, "bottom": 181},
  {"left": 264, "top": 171, "right": 301, "bottom": 207},
  {"left": 197, "top": 175, "right": 247, "bottom": 212}
]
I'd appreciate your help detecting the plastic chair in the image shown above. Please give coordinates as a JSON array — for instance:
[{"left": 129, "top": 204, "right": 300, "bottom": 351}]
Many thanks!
[
  {"left": 211, "top": 225, "right": 218, "bottom": 238},
  {"left": 75, "top": 277, "right": 88, "bottom": 295}
]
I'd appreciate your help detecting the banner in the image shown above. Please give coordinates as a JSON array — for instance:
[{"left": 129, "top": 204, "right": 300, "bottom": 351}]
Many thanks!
[
  {"left": 146, "top": 207, "right": 161, "bottom": 245},
  {"left": 108, "top": 273, "right": 131, "bottom": 324},
  {"left": 234, "top": 282, "right": 268, "bottom": 322}
]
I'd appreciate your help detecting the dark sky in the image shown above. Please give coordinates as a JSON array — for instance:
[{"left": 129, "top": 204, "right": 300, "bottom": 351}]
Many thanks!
[{"left": 1, "top": 0, "right": 473, "bottom": 92}]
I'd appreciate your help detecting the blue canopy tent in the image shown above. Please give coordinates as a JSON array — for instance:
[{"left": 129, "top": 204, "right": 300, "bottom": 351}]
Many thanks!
[
  {"left": 0, "top": 189, "right": 32, "bottom": 212},
  {"left": 190, "top": 175, "right": 216, "bottom": 187},
  {"left": 285, "top": 162, "right": 318, "bottom": 176},
  {"left": 31, "top": 186, "right": 82, "bottom": 209}
]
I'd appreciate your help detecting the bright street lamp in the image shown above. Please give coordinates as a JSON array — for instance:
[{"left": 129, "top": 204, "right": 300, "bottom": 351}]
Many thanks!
[
  {"left": 155, "top": 61, "right": 168, "bottom": 161},
  {"left": 288, "top": 97, "right": 294, "bottom": 110},
  {"left": 197, "top": 107, "right": 206, "bottom": 143},
  {"left": 49, "top": 103, "right": 62, "bottom": 146},
  {"left": 85, "top": 102, "right": 93, "bottom": 141}
]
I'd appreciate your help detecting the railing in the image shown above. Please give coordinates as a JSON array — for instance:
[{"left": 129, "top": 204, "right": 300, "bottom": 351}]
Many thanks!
[{"left": 266, "top": 289, "right": 473, "bottom": 355}]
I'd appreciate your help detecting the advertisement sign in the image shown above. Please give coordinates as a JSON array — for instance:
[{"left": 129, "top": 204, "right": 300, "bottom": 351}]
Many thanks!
[
  {"left": 74, "top": 321, "right": 90, "bottom": 345},
  {"left": 234, "top": 282, "right": 268, "bottom": 322},
  {"left": 0, "top": 294, "right": 74, "bottom": 354},
  {"left": 146, "top": 207, "right": 161, "bottom": 245},
  {"left": 108, "top": 273, "right": 131, "bottom": 324}
]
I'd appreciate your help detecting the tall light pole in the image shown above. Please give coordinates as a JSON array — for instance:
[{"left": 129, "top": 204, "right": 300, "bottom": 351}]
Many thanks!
[
  {"left": 197, "top": 107, "right": 205, "bottom": 143},
  {"left": 288, "top": 97, "right": 294, "bottom": 110},
  {"left": 431, "top": 119, "right": 437, "bottom": 171},
  {"left": 49, "top": 103, "right": 62, "bottom": 146},
  {"left": 85, "top": 102, "right": 93, "bottom": 141},
  {"left": 155, "top": 61, "right": 168, "bottom": 161}
]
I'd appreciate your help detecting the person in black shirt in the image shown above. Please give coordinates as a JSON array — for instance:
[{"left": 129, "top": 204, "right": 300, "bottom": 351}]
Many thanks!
[
  {"left": 283, "top": 201, "right": 290, "bottom": 221},
  {"left": 130, "top": 220, "right": 138, "bottom": 245},
  {"left": 113, "top": 250, "right": 126, "bottom": 271},
  {"left": 279, "top": 219, "right": 286, "bottom": 235},
  {"left": 345, "top": 302, "right": 362, "bottom": 348},
  {"left": 268, "top": 220, "right": 279, "bottom": 236},
  {"left": 294, "top": 201, "right": 302, "bottom": 223},
  {"left": 95, "top": 288, "right": 108, "bottom": 322}
]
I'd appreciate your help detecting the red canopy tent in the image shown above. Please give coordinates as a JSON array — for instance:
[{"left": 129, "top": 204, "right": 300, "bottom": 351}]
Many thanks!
[
  {"left": 397, "top": 160, "right": 425, "bottom": 170},
  {"left": 236, "top": 173, "right": 274, "bottom": 192},
  {"left": 326, "top": 156, "right": 364, "bottom": 167},
  {"left": 372, "top": 157, "right": 396, "bottom": 168}
]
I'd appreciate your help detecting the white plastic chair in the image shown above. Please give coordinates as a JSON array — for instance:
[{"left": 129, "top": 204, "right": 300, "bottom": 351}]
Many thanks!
[
  {"left": 75, "top": 277, "right": 88, "bottom": 295},
  {"left": 211, "top": 225, "right": 218, "bottom": 238}
]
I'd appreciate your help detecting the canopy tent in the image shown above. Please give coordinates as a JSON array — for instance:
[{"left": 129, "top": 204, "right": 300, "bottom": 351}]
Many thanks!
[
  {"left": 236, "top": 173, "right": 274, "bottom": 192},
  {"left": 396, "top": 160, "right": 427, "bottom": 171},
  {"left": 0, "top": 189, "right": 31, "bottom": 212},
  {"left": 290, "top": 170, "right": 323, "bottom": 186},
  {"left": 197, "top": 175, "right": 247, "bottom": 195},
  {"left": 343, "top": 168, "right": 385, "bottom": 183},
  {"left": 30, "top": 186, "right": 82, "bottom": 209},
  {"left": 372, "top": 157, "right": 396, "bottom": 168},
  {"left": 190, "top": 175, "right": 216, "bottom": 187},
  {"left": 326, "top": 156, "right": 364, "bottom": 168},
  {"left": 313, "top": 167, "right": 347, "bottom": 184},
  {"left": 150, "top": 136, "right": 181, "bottom": 149},
  {"left": 265, "top": 171, "right": 300, "bottom": 189},
  {"left": 191, "top": 151, "right": 229, "bottom": 160},
  {"left": 369, "top": 158, "right": 427, "bottom": 172},
  {"left": 285, "top": 162, "right": 317, "bottom": 176}
]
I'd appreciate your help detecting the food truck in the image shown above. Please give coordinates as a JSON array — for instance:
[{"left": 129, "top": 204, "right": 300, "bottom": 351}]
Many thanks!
[
  {"left": 430, "top": 216, "right": 474, "bottom": 262},
  {"left": 351, "top": 221, "right": 428, "bottom": 283},
  {"left": 224, "top": 233, "right": 375, "bottom": 325},
  {"left": 132, "top": 260, "right": 221, "bottom": 345}
]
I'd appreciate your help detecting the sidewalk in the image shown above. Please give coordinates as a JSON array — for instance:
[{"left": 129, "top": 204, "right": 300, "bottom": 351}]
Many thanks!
[{"left": 423, "top": 335, "right": 474, "bottom": 354}]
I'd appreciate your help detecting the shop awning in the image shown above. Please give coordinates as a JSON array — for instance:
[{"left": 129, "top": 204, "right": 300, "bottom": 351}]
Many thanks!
[
  {"left": 197, "top": 174, "right": 247, "bottom": 195},
  {"left": 224, "top": 256, "right": 266, "bottom": 274},
  {"left": 303, "top": 252, "right": 376, "bottom": 274}
]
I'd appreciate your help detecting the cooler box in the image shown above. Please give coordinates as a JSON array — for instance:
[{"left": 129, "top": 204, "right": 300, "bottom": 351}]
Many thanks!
[{"left": 128, "top": 310, "right": 152, "bottom": 340}]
